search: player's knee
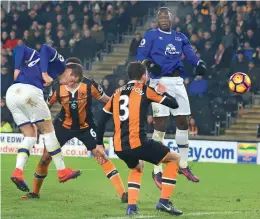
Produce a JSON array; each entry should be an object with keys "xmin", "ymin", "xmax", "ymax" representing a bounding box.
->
[
  {"xmin": 175, "ymin": 116, "xmax": 188, "ymax": 130},
  {"xmin": 164, "ymin": 151, "xmax": 181, "ymax": 163},
  {"xmin": 153, "ymin": 117, "xmax": 168, "ymax": 132},
  {"xmin": 37, "ymin": 120, "xmax": 54, "ymax": 134},
  {"xmin": 20, "ymin": 136, "xmax": 37, "ymax": 151},
  {"xmin": 20, "ymin": 124, "xmax": 37, "ymax": 137},
  {"xmin": 43, "ymin": 131, "xmax": 60, "ymax": 151}
]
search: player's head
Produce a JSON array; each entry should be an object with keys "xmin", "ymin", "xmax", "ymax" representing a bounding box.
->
[
  {"xmin": 127, "ymin": 62, "xmax": 149, "ymax": 83},
  {"xmin": 60, "ymin": 57, "xmax": 83, "ymax": 85},
  {"xmin": 157, "ymin": 7, "xmax": 173, "ymax": 31}
]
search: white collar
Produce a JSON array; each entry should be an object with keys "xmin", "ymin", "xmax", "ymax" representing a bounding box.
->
[
  {"xmin": 65, "ymin": 82, "xmax": 82, "ymax": 98},
  {"xmin": 158, "ymin": 28, "xmax": 172, "ymax": 34}
]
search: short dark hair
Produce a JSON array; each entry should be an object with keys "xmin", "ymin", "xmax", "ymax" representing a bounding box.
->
[
  {"xmin": 66, "ymin": 57, "xmax": 83, "ymax": 81},
  {"xmin": 127, "ymin": 62, "xmax": 146, "ymax": 80}
]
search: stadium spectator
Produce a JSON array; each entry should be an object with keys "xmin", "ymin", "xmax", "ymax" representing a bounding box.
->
[
  {"xmin": 0, "ymin": 120, "xmax": 13, "ymax": 133},
  {"xmin": 189, "ymin": 117, "xmax": 198, "ymax": 136},
  {"xmin": 90, "ymin": 24, "xmax": 105, "ymax": 52},
  {"xmin": 1, "ymin": 58, "xmax": 13, "ymax": 96},
  {"xmin": 188, "ymin": 76, "xmax": 208, "ymax": 96},
  {"xmin": 230, "ymin": 50, "xmax": 249, "ymax": 75},
  {"xmin": 202, "ymin": 41, "xmax": 215, "ymax": 68},
  {"xmin": 3, "ymin": 31, "xmax": 19, "ymax": 50},
  {"xmin": 117, "ymin": 78, "xmax": 126, "ymax": 88},
  {"xmin": 235, "ymin": 25, "xmax": 246, "ymax": 47},
  {"xmin": 58, "ymin": 39, "xmax": 71, "ymax": 59},
  {"xmin": 22, "ymin": 30, "xmax": 33, "ymax": 47},
  {"xmin": 214, "ymin": 43, "xmax": 233, "ymax": 70},
  {"xmin": 101, "ymin": 79, "xmax": 114, "ymax": 97},
  {"xmin": 221, "ymin": 25, "xmax": 235, "ymax": 49},
  {"xmin": 247, "ymin": 61, "xmax": 260, "ymax": 94},
  {"xmin": 1, "ymin": 97, "xmax": 13, "ymax": 124},
  {"xmin": 79, "ymin": 29, "xmax": 97, "ymax": 63},
  {"xmin": 246, "ymin": 29, "xmax": 258, "ymax": 48},
  {"xmin": 128, "ymin": 33, "xmax": 141, "ymax": 61},
  {"xmin": 1, "ymin": 31, "xmax": 9, "ymax": 44}
]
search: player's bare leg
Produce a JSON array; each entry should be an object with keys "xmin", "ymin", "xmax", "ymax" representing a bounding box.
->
[
  {"xmin": 175, "ymin": 115, "xmax": 199, "ymax": 182},
  {"xmin": 93, "ymin": 148, "xmax": 127, "ymax": 203},
  {"xmin": 156, "ymin": 150, "xmax": 182, "ymax": 216},
  {"xmin": 126, "ymin": 161, "xmax": 144, "ymax": 215},
  {"xmin": 152, "ymin": 116, "xmax": 168, "ymax": 189},
  {"xmin": 11, "ymin": 124, "xmax": 37, "ymax": 192},
  {"xmin": 36, "ymin": 120, "xmax": 81, "ymax": 183},
  {"xmin": 21, "ymin": 147, "xmax": 51, "ymax": 199}
]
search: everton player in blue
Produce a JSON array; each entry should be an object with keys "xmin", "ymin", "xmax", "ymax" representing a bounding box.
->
[
  {"xmin": 6, "ymin": 44, "xmax": 81, "ymax": 192},
  {"xmin": 137, "ymin": 7, "xmax": 207, "ymax": 188}
]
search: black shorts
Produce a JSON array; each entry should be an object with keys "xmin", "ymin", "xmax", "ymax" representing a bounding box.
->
[
  {"xmin": 54, "ymin": 120, "xmax": 97, "ymax": 151},
  {"xmin": 115, "ymin": 139, "xmax": 170, "ymax": 169}
]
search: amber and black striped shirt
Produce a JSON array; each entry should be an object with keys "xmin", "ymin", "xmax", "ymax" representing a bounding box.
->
[
  {"xmin": 103, "ymin": 80, "xmax": 169, "ymax": 151},
  {"xmin": 48, "ymin": 77, "xmax": 104, "ymax": 130}
]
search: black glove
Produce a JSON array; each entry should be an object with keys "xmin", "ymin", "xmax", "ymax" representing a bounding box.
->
[
  {"xmin": 141, "ymin": 59, "xmax": 162, "ymax": 77},
  {"xmin": 195, "ymin": 60, "xmax": 207, "ymax": 76}
]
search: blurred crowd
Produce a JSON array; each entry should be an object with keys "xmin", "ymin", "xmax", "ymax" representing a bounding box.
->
[{"xmin": 1, "ymin": 1, "xmax": 260, "ymax": 137}]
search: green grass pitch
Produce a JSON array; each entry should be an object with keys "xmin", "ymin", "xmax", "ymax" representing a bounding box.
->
[{"xmin": 1, "ymin": 154, "xmax": 260, "ymax": 219}]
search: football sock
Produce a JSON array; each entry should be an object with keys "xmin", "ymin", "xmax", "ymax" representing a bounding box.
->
[
  {"xmin": 160, "ymin": 161, "xmax": 178, "ymax": 201},
  {"xmin": 16, "ymin": 137, "xmax": 37, "ymax": 170},
  {"xmin": 128, "ymin": 169, "xmax": 143, "ymax": 205},
  {"xmin": 176, "ymin": 129, "xmax": 189, "ymax": 168},
  {"xmin": 152, "ymin": 130, "xmax": 165, "ymax": 174},
  {"xmin": 33, "ymin": 163, "xmax": 49, "ymax": 194},
  {"xmin": 43, "ymin": 131, "xmax": 65, "ymax": 170},
  {"xmin": 102, "ymin": 160, "xmax": 125, "ymax": 198}
]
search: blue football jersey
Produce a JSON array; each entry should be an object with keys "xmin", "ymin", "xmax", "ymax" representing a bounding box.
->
[
  {"xmin": 137, "ymin": 28, "xmax": 200, "ymax": 79},
  {"xmin": 14, "ymin": 44, "xmax": 65, "ymax": 91}
]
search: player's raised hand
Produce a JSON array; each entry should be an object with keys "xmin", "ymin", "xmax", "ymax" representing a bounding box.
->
[{"xmin": 42, "ymin": 72, "xmax": 53, "ymax": 86}]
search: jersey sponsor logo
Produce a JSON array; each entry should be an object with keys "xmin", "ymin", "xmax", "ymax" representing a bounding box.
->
[
  {"xmin": 70, "ymin": 102, "xmax": 77, "ymax": 109},
  {"xmin": 175, "ymin": 37, "xmax": 182, "ymax": 41},
  {"xmin": 139, "ymin": 39, "xmax": 146, "ymax": 47},
  {"xmin": 165, "ymin": 44, "xmax": 180, "ymax": 55}
]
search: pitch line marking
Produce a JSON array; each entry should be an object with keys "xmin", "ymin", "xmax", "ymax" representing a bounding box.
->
[{"xmin": 97, "ymin": 210, "xmax": 259, "ymax": 219}]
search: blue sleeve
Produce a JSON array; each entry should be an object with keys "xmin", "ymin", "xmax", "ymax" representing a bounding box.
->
[
  {"xmin": 40, "ymin": 44, "xmax": 58, "ymax": 72},
  {"xmin": 14, "ymin": 45, "xmax": 35, "ymax": 70},
  {"xmin": 137, "ymin": 31, "xmax": 153, "ymax": 61},
  {"xmin": 182, "ymin": 34, "xmax": 200, "ymax": 66}
]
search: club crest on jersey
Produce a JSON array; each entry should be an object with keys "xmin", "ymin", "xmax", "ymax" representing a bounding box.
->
[{"xmin": 165, "ymin": 44, "xmax": 180, "ymax": 55}]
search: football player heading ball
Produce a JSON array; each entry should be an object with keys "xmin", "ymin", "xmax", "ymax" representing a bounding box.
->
[{"xmin": 137, "ymin": 7, "xmax": 207, "ymax": 187}]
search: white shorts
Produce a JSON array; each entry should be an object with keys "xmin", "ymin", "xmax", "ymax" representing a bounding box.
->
[
  {"xmin": 6, "ymin": 83, "xmax": 51, "ymax": 127},
  {"xmin": 149, "ymin": 77, "xmax": 191, "ymax": 117}
]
